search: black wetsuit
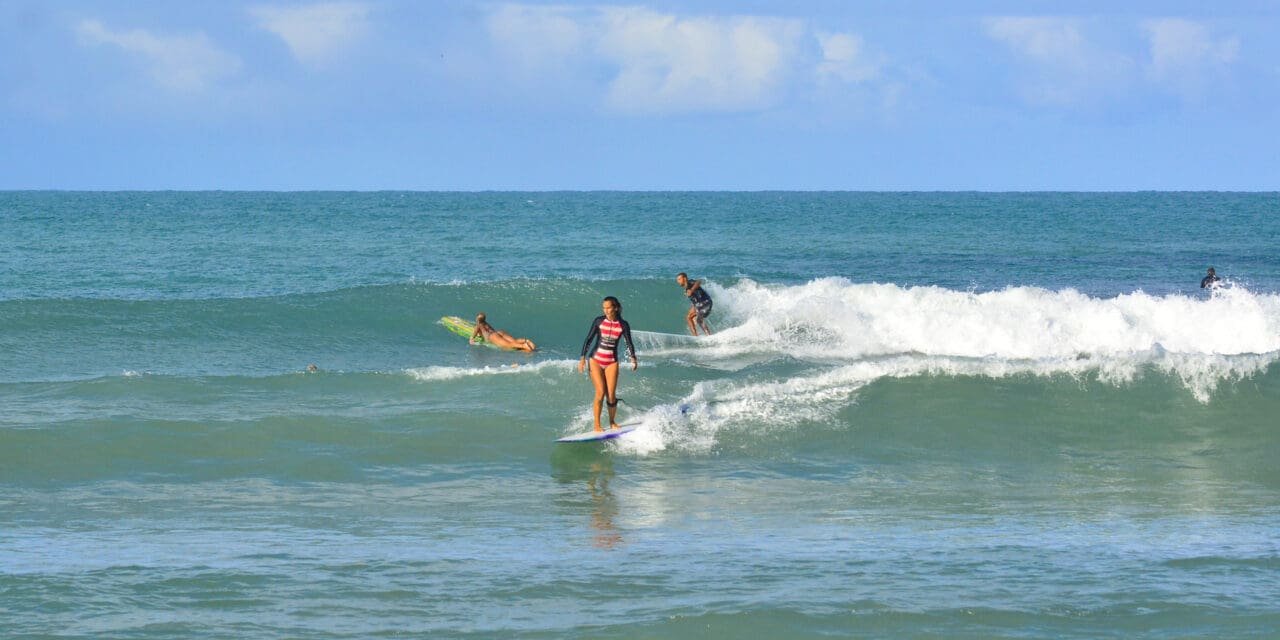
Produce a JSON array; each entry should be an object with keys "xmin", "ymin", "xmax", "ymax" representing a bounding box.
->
[
  {"xmin": 1201, "ymin": 274, "xmax": 1219, "ymax": 288},
  {"xmin": 686, "ymin": 281, "xmax": 713, "ymax": 319}
]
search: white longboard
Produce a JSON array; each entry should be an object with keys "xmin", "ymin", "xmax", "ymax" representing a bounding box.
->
[{"xmin": 555, "ymin": 424, "xmax": 639, "ymax": 443}]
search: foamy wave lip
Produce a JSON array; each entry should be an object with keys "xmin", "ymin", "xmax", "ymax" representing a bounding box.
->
[
  {"xmin": 612, "ymin": 280, "xmax": 1280, "ymax": 455},
  {"xmin": 405, "ymin": 359, "xmax": 574, "ymax": 382},
  {"xmin": 663, "ymin": 278, "xmax": 1280, "ymax": 390},
  {"xmin": 615, "ymin": 282, "xmax": 1280, "ymax": 455},
  {"xmin": 710, "ymin": 278, "xmax": 1280, "ymax": 359}
]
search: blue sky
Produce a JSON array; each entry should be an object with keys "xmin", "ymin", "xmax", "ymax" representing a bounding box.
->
[{"xmin": 2, "ymin": 1, "xmax": 1277, "ymax": 190}]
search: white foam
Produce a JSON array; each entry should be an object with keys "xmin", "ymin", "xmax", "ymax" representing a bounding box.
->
[
  {"xmin": 405, "ymin": 359, "xmax": 574, "ymax": 382},
  {"xmin": 657, "ymin": 278, "xmax": 1280, "ymax": 384},
  {"xmin": 614, "ymin": 280, "xmax": 1280, "ymax": 454},
  {"xmin": 704, "ymin": 278, "xmax": 1280, "ymax": 359},
  {"xmin": 615, "ymin": 349, "xmax": 1279, "ymax": 455}
]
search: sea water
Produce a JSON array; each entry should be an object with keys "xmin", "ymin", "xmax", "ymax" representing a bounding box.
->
[{"xmin": 2, "ymin": 191, "xmax": 1278, "ymax": 638}]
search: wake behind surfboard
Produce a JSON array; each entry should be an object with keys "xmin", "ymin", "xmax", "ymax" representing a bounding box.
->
[{"xmin": 439, "ymin": 316, "xmax": 520, "ymax": 351}]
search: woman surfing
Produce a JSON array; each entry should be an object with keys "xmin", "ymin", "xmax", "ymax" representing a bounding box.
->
[{"xmin": 578, "ymin": 296, "xmax": 638, "ymax": 432}]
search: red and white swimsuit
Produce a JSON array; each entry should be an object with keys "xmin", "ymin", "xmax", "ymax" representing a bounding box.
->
[
  {"xmin": 581, "ymin": 315, "xmax": 635, "ymax": 368},
  {"xmin": 593, "ymin": 319, "xmax": 623, "ymax": 366}
]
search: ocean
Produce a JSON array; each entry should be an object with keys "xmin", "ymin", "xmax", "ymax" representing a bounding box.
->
[{"xmin": 2, "ymin": 191, "xmax": 1278, "ymax": 638}]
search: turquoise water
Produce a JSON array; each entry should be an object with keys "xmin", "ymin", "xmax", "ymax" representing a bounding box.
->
[{"xmin": 3, "ymin": 192, "xmax": 1279, "ymax": 638}]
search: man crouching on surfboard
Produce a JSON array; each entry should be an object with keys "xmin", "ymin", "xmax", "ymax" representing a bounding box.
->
[
  {"xmin": 578, "ymin": 296, "xmax": 638, "ymax": 432},
  {"xmin": 470, "ymin": 313, "xmax": 536, "ymax": 352},
  {"xmin": 677, "ymin": 272, "xmax": 713, "ymax": 336}
]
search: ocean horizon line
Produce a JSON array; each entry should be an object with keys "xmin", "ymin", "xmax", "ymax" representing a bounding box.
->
[{"xmin": 4, "ymin": 188, "xmax": 1279, "ymax": 194}]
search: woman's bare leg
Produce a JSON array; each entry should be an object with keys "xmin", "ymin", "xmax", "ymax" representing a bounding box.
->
[
  {"xmin": 493, "ymin": 331, "xmax": 535, "ymax": 352},
  {"xmin": 588, "ymin": 360, "xmax": 607, "ymax": 432},
  {"xmin": 604, "ymin": 363, "xmax": 620, "ymax": 428}
]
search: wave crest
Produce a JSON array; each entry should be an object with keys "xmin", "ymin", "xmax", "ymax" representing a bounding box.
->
[
  {"xmin": 617, "ymin": 280, "xmax": 1280, "ymax": 452},
  {"xmin": 707, "ymin": 278, "xmax": 1280, "ymax": 360}
]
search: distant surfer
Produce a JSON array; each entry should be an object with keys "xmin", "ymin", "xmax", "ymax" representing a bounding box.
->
[
  {"xmin": 676, "ymin": 272, "xmax": 713, "ymax": 336},
  {"xmin": 1200, "ymin": 267, "xmax": 1220, "ymax": 289},
  {"xmin": 578, "ymin": 296, "xmax": 638, "ymax": 432},
  {"xmin": 470, "ymin": 313, "xmax": 536, "ymax": 352}
]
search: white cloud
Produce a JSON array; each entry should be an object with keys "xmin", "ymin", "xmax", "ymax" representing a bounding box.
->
[
  {"xmin": 486, "ymin": 4, "xmax": 586, "ymax": 74},
  {"xmin": 75, "ymin": 19, "xmax": 241, "ymax": 92},
  {"xmin": 983, "ymin": 16, "xmax": 1134, "ymax": 108},
  {"xmin": 595, "ymin": 7, "xmax": 804, "ymax": 113},
  {"xmin": 985, "ymin": 17, "xmax": 1087, "ymax": 67},
  {"xmin": 816, "ymin": 32, "xmax": 882, "ymax": 85},
  {"xmin": 483, "ymin": 4, "xmax": 879, "ymax": 115},
  {"xmin": 251, "ymin": 2, "xmax": 371, "ymax": 66},
  {"xmin": 1142, "ymin": 18, "xmax": 1239, "ymax": 97}
]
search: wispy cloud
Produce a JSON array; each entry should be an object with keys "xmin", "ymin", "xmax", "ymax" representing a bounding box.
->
[
  {"xmin": 983, "ymin": 16, "xmax": 1134, "ymax": 108},
  {"xmin": 985, "ymin": 17, "xmax": 1088, "ymax": 67},
  {"xmin": 250, "ymin": 2, "xmax": 371, "ymax": 66},
  {"xmin": 1142, "ymin": 18, "xmax": 1239, "ymax": 98},
  {"xmin": 486, "ymin": 4, "xmax": 587, "ymax": 76},
  {"xmin": 595, "ymin": 7, "xmax": 805, "ymax": 113},
  {"xmin": 816, "ymin": 32, "xmax": 883, "ymax": 85},
  {"xmin": 483, "ymin": 4, "xmax": 884, "ymax": 115},
  {"xmin": 74, "ymin": 19, "xmax": 241, "ymax": 92}
]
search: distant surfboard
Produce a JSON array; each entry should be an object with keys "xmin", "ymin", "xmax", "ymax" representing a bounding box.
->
[
  {"xmin": 439, "ymin": 316, "xmax": 520, "ymax": 351},
  {"xmin": 556, "ymin": 424, "xmax": 639, "ymax": 443}
]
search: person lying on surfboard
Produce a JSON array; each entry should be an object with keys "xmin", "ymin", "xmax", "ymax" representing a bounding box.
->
[
  {"xmin": 469, "ymin": 313, "xmax": 536, "ymax": 352},
  {"xmin": 578, "ymin": 296, "xmax": 638, "ymax": 432}
]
